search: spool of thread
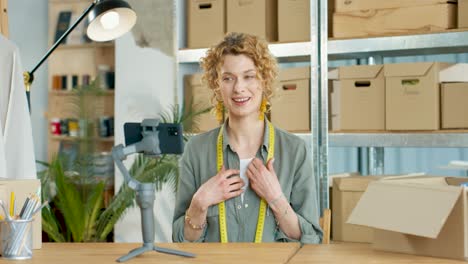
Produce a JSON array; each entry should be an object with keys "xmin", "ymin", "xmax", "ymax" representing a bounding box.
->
[
  {"xmin": 52, "ymin": 75, "xmax": 61, "ymax": 91},
  {"xmin": 50, "ymin": 118, "xmax": 61, "ymax": 135},
  {"xmin": 61, "ymin": 75, "xmax": 68, "ymax": 90},
  {"xmin": 68, "ymin": 119, "xmax": 79, "ymax": 137},
  {"xmin": 71, "ymin": 75, "xmax": 79, "ymax": 89}
]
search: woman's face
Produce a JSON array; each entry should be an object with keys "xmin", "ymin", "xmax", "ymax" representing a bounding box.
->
[{"xmin": 219, "ymin": 54, "xmax": 263, "ymax": 120}]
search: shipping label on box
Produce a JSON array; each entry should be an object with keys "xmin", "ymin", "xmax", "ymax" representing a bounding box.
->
[
  {"xmin": 334, "ymin": 0, "xmax": 451, "ymax": 13},
  {"xmin": 271, "ymin": 67, "xmax": 310, "ymax": 132},
  {"xmin": 348, "ymin": 175, "xmax": 468, "ymax": 260},
  {"xmin": 332, "ymin": 65, "xmax": 385, "ymax": 131},
  {"xmin": 187, "ymin": 0, "xmax": 225, "ymax": 48},
  {"xmin": 0, "ymin": 179, "xmax": 41, "ymax": 250},
  {"xmin": 184, "ymin": 74, "xmax": 220, "ymax": 132},
  {"xmin": 333, "ymin": 4, "xmax": 456, "ymax": 38},
  {"xmin": 227, "ymin": 0, "xmax": 277, "ymax": 41},
  {"xmin": 278, "ymin": 0, "xmax": 310, "ymax": 42},
  {"xmin": 385, "ymin": 62, "xmax": 452, "ymax": 130},
  {"xmin": 441, "ymin": 83, "xmax": 468, "ymax": 129}
]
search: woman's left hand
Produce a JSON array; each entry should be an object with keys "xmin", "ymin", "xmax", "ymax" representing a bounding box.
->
[{"xmin": 246, "ymin": 158, "xmax": 282, "ymax": 203}]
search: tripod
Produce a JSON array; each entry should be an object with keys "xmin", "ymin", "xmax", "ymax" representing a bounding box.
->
[{"xmin": 116, "ymin": 183, "xmax": 195, "ymax": 262}]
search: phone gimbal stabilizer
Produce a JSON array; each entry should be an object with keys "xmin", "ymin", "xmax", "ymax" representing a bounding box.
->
[{"xmin": 112, "ymin": 119, "xmax": 194, "ymax": 262}]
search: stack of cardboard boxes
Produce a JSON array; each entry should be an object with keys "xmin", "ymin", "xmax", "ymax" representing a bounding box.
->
[
  {"xmin": 332, "ymin": 0, "xmax": 458, "ymax": 38},
  {"xmin": 330, "ymin": 62, "xmax": 468, "ymax": 131},
  {"xmin": 187, "ymin": 0, "xmax": 468, "ymax": 48},
  {"xmin": 186, "ymin": 0, "xmax": 315, "ymax": 48}
]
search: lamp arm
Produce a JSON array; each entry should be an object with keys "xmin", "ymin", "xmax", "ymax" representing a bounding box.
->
[
  {"xmin": 24, "ymin": 0, "xmax": 98, "ymax": 87},
  {"xmin": 112, "ymin": 141, "xmax": 149, "ymax": 191}
]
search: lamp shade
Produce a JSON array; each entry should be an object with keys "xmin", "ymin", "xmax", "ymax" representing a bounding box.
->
[{"xmin": 86, "ymin": 0, "xmax": 136, "ymax": 42}]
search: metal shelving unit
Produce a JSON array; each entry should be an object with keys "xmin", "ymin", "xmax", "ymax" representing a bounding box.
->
[
  {"xmin": 295, "ymin": 132, "xmax": 468, "ymax": 148},
  {"xmin": 179, "ymin": 30, "xmax": 468, "ymax": 63},
  {"xmin": 179, "ymin": 42, "xmax": 313, "ymax": 63},
  {"xmin": 176, "ymin": 0, "xmax": 468, "ymax": 215},
  {"xmin": 329, "ymin": 30, "xmax": 468, "ymax": 60}
]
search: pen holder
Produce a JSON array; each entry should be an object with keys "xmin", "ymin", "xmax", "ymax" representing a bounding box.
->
[{"xmin": 0, "ymin": 219, "xmax": 33, "ymax": 260}]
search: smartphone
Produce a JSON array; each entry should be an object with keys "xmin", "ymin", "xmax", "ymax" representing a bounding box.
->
[{"xmin": 123, "ymin": 122, "xmax": 184, "ymax": 154}]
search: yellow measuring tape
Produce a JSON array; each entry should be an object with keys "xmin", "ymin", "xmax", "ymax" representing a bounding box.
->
[{"xmin": 217, "ymin": 121, "xmax": 275, "ymax": 243}]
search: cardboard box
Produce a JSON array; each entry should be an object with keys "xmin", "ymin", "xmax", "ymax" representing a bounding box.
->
[
  {"xmin": 227, "ymin": 0, "xmax": 277, "ymax": 42},
  {"xmin": 332, "ymin": 176, "xmax": 378, "ymax": 243},
  {"xmin": 348, "ymin": 175, "xmax": 468, "ymax": 260},
  {"xmin": 459, "ymin": 0, "xmax": 468, "ymax": 28},
  {"xmin": 385, "ymin": 62, "xmax": 451, "ymax": 130},
  {"xmin": 187, "ymin": 0, "xmax": 225, "ymax": 48},
  {"xmin": 328, "ymin": 172, "xmax": 359, "ymax": 240},
  {"xmin": 441, "ymin": 83, "xmax": 468, "ymax": 129},
  {"xmin": 271, "ymin": 67, "xmax": 310, "ymax": 132},
  {"xmin": 329, "ymin": 0, "xmax": 334, "ymax": 37},
  {"xmin": 333, "ymin": 4, "xmax": 456, "ymax": 38},
  {"xmin": 328, "ymin": 69, "xmax": 339, "ymax": 131},
  {"xmin": 439, "ymin": 63, "xmax": 468, "ymax": 83},
  {"xmin": 331, "ymin": 65, "xmax": 385, "ymax": 131},
  {"xmin": 184, "ymin": 74, "xmax": 220, "ymax": 132},
  {"xmin": 334, "ymin": 0, "xmax": 451, "ymax": 13},
  {"xmin": 278, "ymin": 0, "xmax": 309, "ymax": 42},
  {"xmin": 0, "ymin": 179, "xmax": 41, "ymax": 250}
]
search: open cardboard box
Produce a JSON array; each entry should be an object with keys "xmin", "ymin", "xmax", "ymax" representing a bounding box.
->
[{"xmin": 348, "ymin": 175, "xmax": 468, "ymax": 260}]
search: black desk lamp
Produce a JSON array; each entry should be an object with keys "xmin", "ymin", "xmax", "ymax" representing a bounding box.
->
[{"xmin": 23, "ymin": 0, "xmax": 137, "ymax": 110}]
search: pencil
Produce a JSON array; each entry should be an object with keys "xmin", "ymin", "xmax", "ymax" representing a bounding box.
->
[
  {"xmin": 9, "ymin": 192, "xmax": 15, "ymax": 217},
  {"xmin": 19, "ymin": 197, "xmax": 30, "ymax": 218}
]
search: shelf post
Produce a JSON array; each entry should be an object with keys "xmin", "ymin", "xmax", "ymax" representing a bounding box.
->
[{"xmin": 310, "ymin": 0, "xmax": 330, "ymax": 215}]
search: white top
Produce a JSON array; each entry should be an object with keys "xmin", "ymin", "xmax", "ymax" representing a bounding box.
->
[
  {"xmin": 239, "ymin": 158, "xmax": 254, "ymax": 203},
  {"xmin": 0, "ymin": 35, "xmax": 37, "ymax": 179}
]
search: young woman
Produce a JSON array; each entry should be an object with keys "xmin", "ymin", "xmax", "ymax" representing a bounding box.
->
[{"xmin": 172, "ymin": 32, "xmax": 322, "ymax": 243}]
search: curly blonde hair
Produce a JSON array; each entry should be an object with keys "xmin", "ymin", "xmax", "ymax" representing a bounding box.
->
[{"xmin": 200, "ymin": 32, "xmax": 278, "ymax": 111}]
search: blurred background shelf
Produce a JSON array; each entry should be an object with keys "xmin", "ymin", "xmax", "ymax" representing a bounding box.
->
[
  {"xmin": 50, "ymin": 135, "xmax": 114, "ymax": 142},
  {"xmin": 56, "ymin": 42, "xmax": 114, "ymax": 50},
  {"xmin": 49, "ymin": 90, "xmax": 115, "ymax": 95}
]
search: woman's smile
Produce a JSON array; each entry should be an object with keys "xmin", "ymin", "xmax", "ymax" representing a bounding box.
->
[{"xmin": 232, "ymin": 97, "xmax": 251, "ymax": 106}]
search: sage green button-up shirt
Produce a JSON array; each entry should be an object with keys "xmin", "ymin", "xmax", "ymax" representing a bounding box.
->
[{"xmin": 172, "ymin": 120, "xmax": 323, "ymax": 244}]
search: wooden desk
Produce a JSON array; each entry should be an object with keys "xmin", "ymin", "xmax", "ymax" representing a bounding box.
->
[
  {"xmin": 10, "ymin": 243, "xmax": 300, "ymax": 264},
  {"xmin": 289, "ymin": 243, "xmax": 467, "ymax": 264}
]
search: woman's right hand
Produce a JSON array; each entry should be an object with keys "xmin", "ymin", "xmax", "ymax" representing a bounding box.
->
[{"xmin": 192, "ymin": 166, "xmax": 244, "ymax": 211}]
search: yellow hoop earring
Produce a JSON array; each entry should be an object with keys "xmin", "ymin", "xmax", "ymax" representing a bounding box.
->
[
  {"xmin": 259, "ymin": 98, "xmax": 267, "ymax": 121},
  {"xmin": 216, "ymin": 101, "xmax": 224, "ymax": 123}
]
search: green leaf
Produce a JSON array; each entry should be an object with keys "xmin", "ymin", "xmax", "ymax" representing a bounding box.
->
[
  {"xmin": 95, "ymin": 184, "xmax": 135, "ymax": 241},
  {"xmin": 83, "ymin": 181, "xmax": 105, "ymax": 241},
  {"xmin": 41, "ymin": 206, "xmax": 66, "ymax": 242},
  {"xmin": 51, "ymin": 159, "xmax": 85, "ymax": 242}
]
